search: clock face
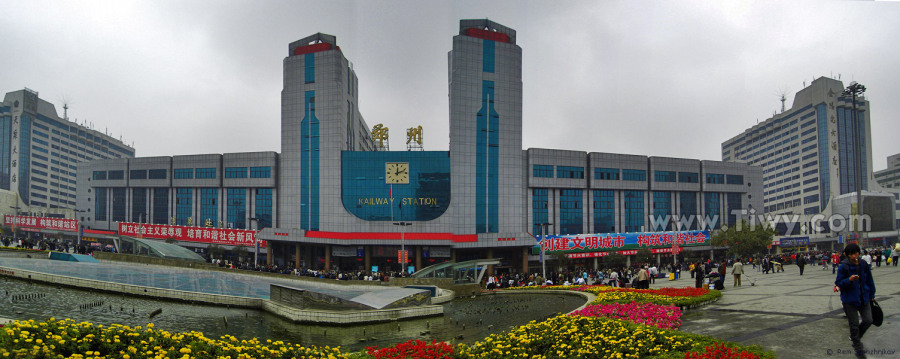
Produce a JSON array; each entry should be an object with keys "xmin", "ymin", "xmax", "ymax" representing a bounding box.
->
[{"xmin": 385, "ymin": 162, "xmax": 409, "ymax": 184}]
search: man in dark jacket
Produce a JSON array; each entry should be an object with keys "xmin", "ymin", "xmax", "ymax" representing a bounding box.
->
[
  {"xmin": 835, "ymin": 243, "xmax": 876, "ymax": 358},
  {"xmin": 797, "ymin": 254, "xmax": 806, "ymax": 275}
]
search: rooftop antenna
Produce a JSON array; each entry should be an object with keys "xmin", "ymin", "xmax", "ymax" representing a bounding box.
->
[
  {"xmin": 58, "ymin": 95, "xmax": 72, "ymax": 121},
  {"xmin": 776, "ymin": 88, "xmax": 789, "ymax": 113}
]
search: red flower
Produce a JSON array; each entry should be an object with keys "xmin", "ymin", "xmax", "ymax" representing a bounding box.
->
[{"xmin": 366, "ymin": 339, "xmax": 454, "ymax": 359}]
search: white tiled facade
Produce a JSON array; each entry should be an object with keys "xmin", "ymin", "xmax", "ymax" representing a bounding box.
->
[
  {"xmin": 722, "ymin": 77, "xmax": 876, "ymax": 216},
  {"xmin": 1, "ymin": 89, "xmax": 134, "ymax": 210}
]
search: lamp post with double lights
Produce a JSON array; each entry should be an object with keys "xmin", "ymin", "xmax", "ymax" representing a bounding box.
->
[
  {"xmin": 842, "ymin": 82, "xmax": 867, "ymax": 248},
  {"xmin": 393, "ymin": 221, "xmax": 412, "ymax": 275},
  {"xmin": 539, "ymin": 222, "xmax": 553, "ymax": 280},
  {"xmin": 249, "ymin": 217, "xmax": 260, "ymax": 267}
]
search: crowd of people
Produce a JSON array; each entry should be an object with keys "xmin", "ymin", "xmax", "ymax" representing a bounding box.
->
[{"xmin": 0, "ymin": 236, "xmax": 108, "ymax": 255}]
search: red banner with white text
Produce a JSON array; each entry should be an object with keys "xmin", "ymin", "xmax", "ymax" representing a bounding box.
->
[
  {"xmin": 4, "ymin": 215, "xmax": 78, "ymax": 231},
  {"xmin": 118, "ymin": 222, "xmax": 264, "ymax": 248}
]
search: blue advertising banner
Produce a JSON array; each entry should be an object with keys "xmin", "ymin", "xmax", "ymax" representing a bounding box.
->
[
  {"xmin": 780, "ymin": 237, "xmax": 810, "ymax": 247},
  {"xmin": 540, "ymin": 230, "xmax": 710, "ymax": 254}
]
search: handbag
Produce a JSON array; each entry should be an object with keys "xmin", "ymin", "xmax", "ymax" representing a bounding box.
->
[{"xmin": 872, "ymin": 299, "xmax": 883, "ymax": 327}]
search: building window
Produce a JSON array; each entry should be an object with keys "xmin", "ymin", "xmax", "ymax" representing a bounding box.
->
[
  {"xmin": 725, "ymin": 174, "xmax": 744, "ymax": 185},
  {"xmin": 250, "ymin": 166, "xmax": 272, "ymax": 178},
  {"xmin": 132, "ymin": 188, "xmax": 147, "ymax": 222},
  {"xmin": 679, "ymin": 192, "xmax": 697, "ymax": 230},
  {"xmin": 654, "ymin": 171, "xmax": 676, "ymax": 183},
  {"xmin": 173, "ymin": 169, "xmax": 193, "ymax": 179},
  {"xmin": 227, "ymin": 188, "xmax": 246, "ymax": 229},
  {"xmin": 706, "ymin": 173, "xmax": 725, "ymax": 184},
  {"xmin": 726, "ymin": 192, "xmax": 742, "ymax": 227},
  {"xmin": 678, "ymin": 172, "xmax": 699, "ymax": 183},
  {"xmin": 593, "ymin": 190, "xmax": 615, "ymax": 233},
  {"xmin": 624, "ymin": 190, "xmax": 644, "ymax": 232},
  {"xmin": 111, "ymin": 188, "xmax": 126, "ymax": 222},
  {"xmin": 130, "ymin": 170, "xmax": 147, "ymax": 180},
  {"xmin": 704, "ymin": 192, "xmax": 721, "ymax": 230},
  {"xmin": 152, "ymin": 188, "xmax": 169, "ymax": 225},
  {"xmin": 304, "ymin": 53, "xmax": 315, "ymax": 84},
  {"xmin": 560, "ymin": 189, "xmax": 583, "ymax": 235},
  {"xmin": 108, "ymin": 170, "xmax": 124, "ymax": 180},
  {"xmin": 622, "ymin": 169, "xmax": 646, "ymax": 181},
  {"xmin": 92, "ymin": 171, "xmax": 107, "ymax": 180},
  {"xmin": 594, "ymin": 168, "xmax": 619, "ymax": 181},
  {"xmin": 532, "ymin": 188, "xmax": 549, "ymax": 236},
  {"xmin": 533, "ymin": 165, "xmax": 553, "ymax": 178},
  {"xmin": 200, "ymin": 188, "xmax": 218, "ymax": 226},
  {"xmin": 195, "ymin": 168, "xmax": 217, "ymax": 179},
  {"xmin": 175, "ymin": 188, "xmax": 193, "ymax": 226},
  {"xmin": 225, "ymin": 167, "xmax": 248, "ymax": 179},
  {"xmin": 255, "ymin": 188, "xmax": 273, "ymax": 229},
  {"xmin": 148, "ymin": 169, "xmax": 167, "ymax": 179},
  {"xmin": 652, "ymin": 191, "xmax": 671, "ymax": 231},
  {"xmin": 557, "ymin": 166, "xmax": 585, "ymax": 179},
  {"xmin": 95, "ymin": 187, "xmax": 107, "ymax": 221}
]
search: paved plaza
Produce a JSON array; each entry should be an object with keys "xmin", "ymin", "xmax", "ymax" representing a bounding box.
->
[{"xmin": 651, "ymin": 262, "xmax": 900, "ymax": 358}]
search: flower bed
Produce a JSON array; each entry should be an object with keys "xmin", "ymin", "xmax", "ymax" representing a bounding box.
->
[
  {"xmin": 0, "ymin": 318, "xmax": 347, "ymax": 359},
  {"xmin": 454, "ymin": 314, "xmax": 772, "ymax": 359},
  {"xmin": 367, "ymin": 339, "xmax": 454, "ymax": 359},
  {"xmin": 570, "ymin": 302, "xmax": 682, "ymax": 329}
]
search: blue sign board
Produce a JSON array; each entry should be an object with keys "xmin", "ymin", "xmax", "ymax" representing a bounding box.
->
[{"xmin": 781, "ymin": 237, "xmax": 810, "ymax": 247}]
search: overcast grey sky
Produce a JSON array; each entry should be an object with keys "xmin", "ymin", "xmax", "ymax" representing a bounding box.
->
[{"xmin": 2, "ymin": 1, "xmax": 898, "ymax": 170}]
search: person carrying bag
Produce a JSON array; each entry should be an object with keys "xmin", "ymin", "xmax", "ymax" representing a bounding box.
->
[{"xmin": 834, "ymin": 243, "xmax": 877, "ymax": 358}]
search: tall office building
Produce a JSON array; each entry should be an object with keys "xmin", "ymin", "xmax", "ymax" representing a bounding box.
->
[
  {"xmin": 448, "ymin": 19, "xmax": 525, "ymax": 237},
  {"xmin": 280, "ymin": 33, "xmax": 374, "ymax": 232},
  {"xmin": 1, "ymin": 88, "xmax": 134, "ymax": 210},
  {"xmin": 722, "ymin": 77, "xmax": 873, "ymax": 216}
]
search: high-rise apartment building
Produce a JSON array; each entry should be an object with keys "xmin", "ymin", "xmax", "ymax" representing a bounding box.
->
[
  {"xmin": 1, "ymin": 88, "xmax": 134, "ymax": 210},
  {"xmin": 722, "ymin": 77, "xmax": 873, "ymax": 216},
  {"xmin": 874, "ymin": 153, "xmax": 900, "ymax": 189}
]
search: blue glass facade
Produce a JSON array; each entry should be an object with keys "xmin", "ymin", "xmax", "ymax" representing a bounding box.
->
[
  {"xmin": 476, "ymin": 80, "xmax": 499, "ymax": 233},
  {"xmin": 175, "ymin": 188, "xmax": 193, "ymax": 226},
  {"xmin": 726, "ymin": 192, "xmax": 742, "ymax": 227},
  {"xmin": 200, "ymin": 188, "xmax": 218, "ymax": 226},
  {"xmin": 195, "ymin": 168, "xmax": 216, "ymax": 179},
  {"xmin": 704, "ymin": 192, "xmax": 720, "ymax": 229},
  {"xmin": 532, "ymin": 188, "xmax": 548, "ymax": 236},
  {"xmin": 341, "ymin": 151, "xmax": 451, "ymax": 222},
  {"xmin": 624, "ymin": 190, "xmax": 644, "ymax": 232},
  {"xmin": 837, "ymin": 105, "xmax": 867, "ymax": 194},
  {"xmin": 593, "ymin": 190, "xmax": 615, "ymax": 233},
  {"xmin": 654, "ymin": 171, "xmax": 676, "ymax": 183},
  {"xmin": 559, "ymin": 189, "xmax": 583, "ymax": 235},
  {"xmin": 255, "ymin": 188, "xmax": 273, "ymax": 229},
  {"xmin": 622, "ymin": 169, "xmax": 645, "ymax": 181},
  {"xmin": 482, "ymin": 39, "xmax": 495, "ymax": 73},
  {"xmin": 304, "ymin": 53, "xmax": 315, "ymax": 83},
  {"xmin": 152, "ymin": 188, "xmax": 169, "ymax": 224},
  {"xmin": 533, "ymin": 165, "xmax": 553, "ymax": 178},
  {"xmin": 95, "ymin": 187, "xmax": 107, "ymax": 221},
  {"xmin": 679, "ymin": 192, "xmax": 697, "ymax": 230},
  {"xmin": 227, "ymin": 188, "xmax": 246, "ymax": 229},
  {"xmin": 816, "ymin": 104, "xmax": 830, "ymax": 211},
  {"xmin": 225, "ymin": 167, "xmax": 247, "ymax": 178},
  {"xmin": 300, "ymin": 91, "xmax": 319, "ymax": 231},
  {"xmin": 112, "ymin": 188, "xmax": 127, "ymax": 222},
  {"xmin": 131, "ymin": 188, "xmax": 147, "ymax": 222},
  {"xmin": 174, "ymin": 169, "xmax": 193, "ymax": 179},
  {"xmin": 250, "ymin": 166, "xmax": 271, "ymax": 178},
  {"xmin": 557, "ymin": 166, "xmax": 584, "ymax": 179},
  {"xmin": 594, "ymin": 168, "xmax": 619, "ymax": 180},
  {"xmin": 652, "ymin": 191, "xmax": 671, "ymax": 231}
]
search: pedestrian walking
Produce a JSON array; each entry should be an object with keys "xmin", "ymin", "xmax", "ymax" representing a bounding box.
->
[
  {"xmin": 732, "ymin": 260, "xmax": 744, "ymax": 287},
  {"xmin": 835, "ymin": 243, "xmax": 876, "ymax": 359}
]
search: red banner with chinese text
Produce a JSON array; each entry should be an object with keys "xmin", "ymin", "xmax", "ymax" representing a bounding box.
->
[
  {"xmin": 118, "ymin": 222, "xmax": 264, "ymax": 248},
  {"xmin": 4, "ymin": 215, "xmax": 78, "ymax": 231}
]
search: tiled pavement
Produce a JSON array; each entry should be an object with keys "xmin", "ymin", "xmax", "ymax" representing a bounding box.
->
[{"xmin": 652, "ymin": 263, "xmax": 900, "ymax": 358}]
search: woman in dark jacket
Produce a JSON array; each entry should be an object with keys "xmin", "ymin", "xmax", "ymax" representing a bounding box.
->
[{"xmin": 835, "ymin": 243, "xmax": 876, "ymax": 355}]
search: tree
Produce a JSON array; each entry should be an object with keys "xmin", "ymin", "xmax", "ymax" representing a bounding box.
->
[
  {"xmin": 604, "ymin": 252, "xmax": 627, "ymax": 269},
  {"xmin": 711, "ymin": 219, "xmax": 775, "ymax": 259},
  {"xmin": 551, "ymin": 252, "xmax": 570, "ymax": 272},
  {"xmin": 635, "ymin": 248, "xmax": 653, "ymax": 265},
  {"xmin": 207, "ymin": 244, "xmax": 225, "ymax": 260},
  {"xmin": 232, "ymin": 245, "xmax": 249, "ymax": 263}
]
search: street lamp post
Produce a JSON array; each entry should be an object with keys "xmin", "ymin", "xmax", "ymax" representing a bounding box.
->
[
  {"xmin": 393, "ymin": 221, "xmax": 412, "ymax": 275},
  {"xmin": 539, "ymin": 222, "xmax": 552, "ymax": 280},
  {"xmin": 249, "ymin": 217, "xmax": 260, "ymax": 267},
  {"xmin": 842, "ymin": 82, "xmax": 866, "ymax": 248}
]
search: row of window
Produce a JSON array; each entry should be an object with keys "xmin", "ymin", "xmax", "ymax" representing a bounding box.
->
[
  {"xmin": 534, "ymin": 165, "xmax": 743, "ymax": 185},
  {"xmin": 93, "ymin": 167, "xmax": 273, "ymax": 181}
]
